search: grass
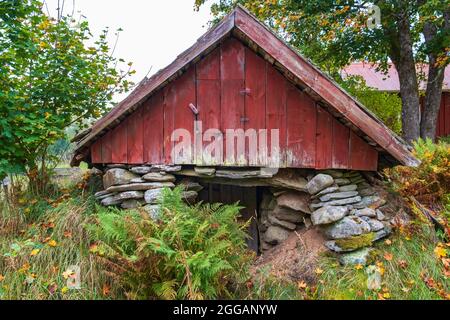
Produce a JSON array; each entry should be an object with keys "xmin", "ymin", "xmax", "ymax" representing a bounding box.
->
[{"xmin": 316, "ymin": 225, "xmax": 449, "ymax": 300}]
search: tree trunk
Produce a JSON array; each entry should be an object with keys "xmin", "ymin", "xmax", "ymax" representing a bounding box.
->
[
  {"xmin": 392, "ymin": 13, "xmax": 421, "ymax": 143},
  {"xmin": 420, "ymin": 10, "xmax": 449, "ymax": 140}
]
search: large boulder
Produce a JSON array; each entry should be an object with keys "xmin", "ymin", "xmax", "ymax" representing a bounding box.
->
[
  {"xmin": 311, "ymin": 206, "xmax": 349, "ymax": 225},
  {"xmin": 264, "ymin": 226, "xmax": 291, "ymax": 245},
  {"xmin": 323, "ymin": 216, "xmax": 371, "ymax": 239},
  {"xmin": 269, "ymin": 169, "xmax": 308, "ymax": 192},
  {"xmin": 276, "ymin": 191, "xmax": 311, "ymax": 213},
  {"xmin": 103, "ymin": 168, "xmax": 139, "ymax": 189},
  {"xmin": 306, "ymin": 174, "xmax": 334, "ymax": 195}
]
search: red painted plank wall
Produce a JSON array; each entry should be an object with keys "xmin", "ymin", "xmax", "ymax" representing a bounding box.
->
[
  {"xmin": 91, "ymin": 36, "xmax": 378, "ymax": 171},
  {"xmin": 436, "ymin": 92, "xmax": 450, "ymax": 138}
]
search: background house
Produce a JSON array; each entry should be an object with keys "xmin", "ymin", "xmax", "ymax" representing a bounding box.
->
[{"xmin": 344, "ymin": 63, "xmax": 450, "ymax": 138}]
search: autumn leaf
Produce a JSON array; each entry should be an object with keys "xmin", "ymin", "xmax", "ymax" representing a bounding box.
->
[
  {"xmin": 61, "ymin": 286, "xmax": 69, "ymax": 294},
  {"xmin": 62, "ymin": 269, "xmax": 75, "ymax": 279},
  {"xmin": 102, "ymin": 284, "xmax": 111, "ymax": 296},
  {"xmin": 63, "ymin": 231, "xmax": 72, "ymax": 239},
  {"xmin": 298, "ymin": 281, "xmax": 307, "ymax": 290},
  {"xmin": 434, "ymin": 244, "xmax": 447, "ymax": 258},
  {"xmin": 384, "ymin": 252, "xmax": 393, "ymax": 261},
  {"xmin": 0, "ymin": 274, "xmax": 4, "ymax": 282},
  {"xmin": 315, "ymin": 267, "xmax": 324, "ymax": 275},
  {"xmin": 47, "ymin": 240, "xmax": 57, "ymax": 247},
  {"xmin": 384, "ymin": 239, "xmax": 392, "ymax": 245},
  {"xmin": 398, "ymin": 260, "xmax": 408, "ymax": 269},
  {"xmin": 30, "ymin": 249, "xmax": 40, "ymax": 256},
  {"xmin": 355, "ymin": 264, "xmax": 364, "ymax": 270}
]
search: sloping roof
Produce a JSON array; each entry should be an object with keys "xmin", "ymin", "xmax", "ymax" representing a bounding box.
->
[
  {"xmin": 71, "ymin": 5, "xmax": 419, "ymax": 167},
  {"xmin": 343, "ymin": 63, "xmax": 450, "ymax": 92}
]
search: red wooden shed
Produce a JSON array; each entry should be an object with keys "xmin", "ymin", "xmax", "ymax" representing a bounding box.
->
[{"xmin": 71, "ymin": 5, "xmax": 418, "ymax": 171}]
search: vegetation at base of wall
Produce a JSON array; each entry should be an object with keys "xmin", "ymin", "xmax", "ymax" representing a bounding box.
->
[
  {"xmin": 385, "ymin": 138, "xmax": 450, "ymax": 236},
  {"xmin": 89, "ymin": 187, "xmax": 254, "ymax": 300},
  {"xmin": 316, "ymin": 225, "xmax": 449, "ymax": 300}
]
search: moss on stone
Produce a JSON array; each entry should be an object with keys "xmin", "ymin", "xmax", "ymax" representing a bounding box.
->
[{"xmin": 335, "ymin": 232, "xmax": 375, "ymax": 251}]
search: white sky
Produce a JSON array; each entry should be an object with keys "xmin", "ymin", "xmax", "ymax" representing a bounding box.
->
[{"xmin": 44, "ymin": 0, "xmax": 215, "ymax": 101}]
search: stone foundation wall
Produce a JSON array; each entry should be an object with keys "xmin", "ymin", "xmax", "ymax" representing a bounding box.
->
[
  {"xmin": 94, "ymin": 165, "xmax": 392, "ymax": 264},
  {"xmin": 258, "ymin": 170, "xmax": 392, "ymax": 263}
]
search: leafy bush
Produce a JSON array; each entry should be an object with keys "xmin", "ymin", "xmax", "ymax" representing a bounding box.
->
[{"xmin": 89, "ymin": 187, "xmax": 253, "ymax": 300}]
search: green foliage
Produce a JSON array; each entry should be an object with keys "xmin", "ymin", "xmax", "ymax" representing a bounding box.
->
[
  {"xmin": 196, "ymin": 0, "xmax": 449, "ymax": 73},
  {"xmin": 0, "ymin": 1, "xmax": 133, "ymax": 182},
  {"xmin": 316, "ymin": 225, "xmax": 449, "ymax": 300},
  {"xmin": 89, "ymin": 187, "xmax": 253, "ymax": 300},
  {"xmin": 341, "ymin": 76, "xmax": 402, "ymax": 134}
]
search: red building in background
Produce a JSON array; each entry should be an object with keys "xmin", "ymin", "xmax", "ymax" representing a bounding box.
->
[{"xmin": 343, "ymin": 63, "xmax": 450, "ymax": 138}]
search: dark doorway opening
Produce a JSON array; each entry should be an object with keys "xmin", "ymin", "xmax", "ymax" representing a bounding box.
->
[{"xmin": 198, "ymin": 184, "xmax": 260, "ymax": 252}]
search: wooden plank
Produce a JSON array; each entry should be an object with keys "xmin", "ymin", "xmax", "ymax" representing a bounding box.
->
[
  {"xmin": 444, "ymin": 93, "xmax": 450, "ymax": 136},
  {"xmin": 235, "ymin": 7, "xmax": 417, "ymax": 166},
  {"xmin": 244, "ymin": 47, "xmax": 266, "ymax": 166},
  {"xmin": 143, "ymin": 92, "xmax": 164, "ymax": 164},
  {"xmin": 315, "ymin": 107, "xmax": 333, "ymax": 169},
  {"xmin": 221, "ymin": 37, "xmax": 245, "ymax": 165},
  {"xmin": 349, "ymin": 131, "xmax": 378, "ymax": 170},
  {"xmin": 286, "ymin": 82, "xmax": 316, "ymax": 168},
  {"xmin": 332, "ymin": 118, "xmax": 350, "ymax": 169},
  {"xmin": 111, "ymin": 122, "xmax": 127, "ymax": 163},
  {"xmin": 101, "ymin": 131, "xmax": 113, "ymax": 163},
  {"xmin": 127, "ymin": 107, "xmax": 144, "ymax": 164},
  {"xmin": 172, "ymin": 67, "xmax": 196, "ymax": 164},
  {"xmin": 196, "ymin": 48, "xmax": 221, "ymax": 165},
  {"xmin": 197, "ymin": 47, "xmax": 220, "ymax": 80},
  {"xmin": 266, "ymin": 65, "xmax": 287, "ymax": 167},
  {"xmin": 91, "ymin": 139, "xmax": 102, "ymax": 164}
]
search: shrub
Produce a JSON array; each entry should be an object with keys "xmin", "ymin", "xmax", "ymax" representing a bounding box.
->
[
  {"xmin": 89, "ymin": 187, "xmax": 254, "ymax": 300},
  {"xmin": 385, "ymin": 139, "xmax": 450, "ymax": 233}
]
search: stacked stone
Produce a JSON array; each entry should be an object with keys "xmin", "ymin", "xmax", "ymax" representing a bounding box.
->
[
  {"xmin": 94, "ymin": 165, "xmax": 203, "ymax": 215},
  {"xmin": 259, "ymin": 189, "xmax": 311, "ymax": 252},
  {"xmin": 307, "ymin": 171, "xmax": 391, "ymax": 263}
]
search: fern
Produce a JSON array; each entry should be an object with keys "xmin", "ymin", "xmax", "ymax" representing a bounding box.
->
[{"xmin": 89, "ymin": 186, "xmax": 253, "ymax": 300}]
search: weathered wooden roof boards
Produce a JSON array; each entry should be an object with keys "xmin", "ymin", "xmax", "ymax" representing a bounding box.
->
[{"xmin": 71, "ymin": 5, "xmax": 419, "ymax": 170}]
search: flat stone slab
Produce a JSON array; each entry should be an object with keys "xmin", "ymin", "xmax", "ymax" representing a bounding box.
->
[
  {"xmin": 310, "ymin": 196, "xmax": 361, "ymax": 209},
  {"xmin": 268, "ymin": 215, "xmax": 297, "ymax": 230},
  {"xmin": 142, "ymin": 172, "xmax": 176, "ymax": 182},
  {"xmin": 130, "ymin": 166, "xmax": 153, "ymax": 175},
  {"xmin": 215, "ymin": 169, "xmax": 263, "ymax": 179},
  {"xmin": 272, "ymin": 206, "xmax": 304, "ymax": 223},
  {"xmin": 352, "ymin": 208, "xmax": 377, "ymax": 217},
  {"xmin": 276, "ymin": 191, "xmax": 311, "ymax": 213},
  {"xmin": 114, "ymin": 191, "xmax": 144, "ymax": 201},
  {"xmin": 353, "ymin": 196, "xmax": 386, "ymax": 209},
  {"xmin": 319, "ymin": 191, "xmax": 359, "ymax": 202},
  {"xmin": 311, "ymin": 186, "xmax": 339, "ymax": 199},
  {"xmin": 106, "ymin": 182, "xmax": 175, "ymax": 193},
  {"xmin": 338, "ymin": 184, "xmax": 358, "ymax": 192},
  {"xmin": 194, "ymin": 167, "xmax": 216, "ymax": 176},
  {"xmin": 334, "ymin": 178, "xmax": 351, "ymax": 186}
]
